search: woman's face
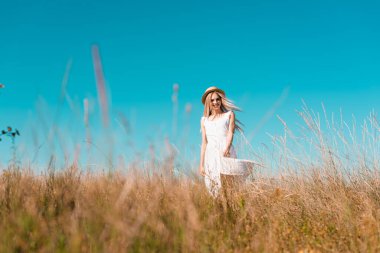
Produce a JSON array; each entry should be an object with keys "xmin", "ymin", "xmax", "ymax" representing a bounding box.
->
[{"xmin": 210, "ymin": 93, "xmax": 221, "ymax": 111}]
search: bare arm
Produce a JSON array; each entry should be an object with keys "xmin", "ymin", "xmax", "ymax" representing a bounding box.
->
[
  {"xmin": 223, "ymin": 111, "xmax": 235, "ymax": 157},
  {"xmin": 199, "ymin": 118, "xmax": 207, "ymax": 176}
]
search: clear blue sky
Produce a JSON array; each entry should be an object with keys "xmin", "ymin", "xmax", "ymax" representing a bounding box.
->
[{"xmin": 0, "ymin": 0, "xmax": 379, "ymax": 167}]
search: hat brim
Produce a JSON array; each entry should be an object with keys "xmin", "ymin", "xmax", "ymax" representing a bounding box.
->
[{"xmin": 201, "ymin": 88, "xmax": 225, "ymax": 104}]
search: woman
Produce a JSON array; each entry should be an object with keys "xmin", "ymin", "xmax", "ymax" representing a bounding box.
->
[{"xmin": 199, "ymin": 86, "xmax": 244, "ymax": 197}]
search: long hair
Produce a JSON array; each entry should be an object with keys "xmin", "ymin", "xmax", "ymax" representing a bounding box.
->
[{"xmin": 203, "ymin": 91, "xmax": 243, "ymax": 132}]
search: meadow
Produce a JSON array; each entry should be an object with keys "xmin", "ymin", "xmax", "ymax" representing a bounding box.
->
[{"xmin": 1, "ymin": 105, "xmax": 380, "ymax": 252}]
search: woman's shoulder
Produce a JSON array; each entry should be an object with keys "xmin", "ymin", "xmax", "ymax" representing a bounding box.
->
[
  {"xmin": 225, "ymin": 110, "xmax": 234, "ymax": 117},
  {"xmin": 225, "ymin": 111, "xmax": 235, "ymax": 123}
]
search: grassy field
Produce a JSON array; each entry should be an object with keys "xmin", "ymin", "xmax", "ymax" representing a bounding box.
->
[
  {"xmin": 1, "ymin": 106, "xmax": 380, "ymax": 252},
  {"xmin": 1, "ymin": 163, "xmax": 380, "ymax": 252}
]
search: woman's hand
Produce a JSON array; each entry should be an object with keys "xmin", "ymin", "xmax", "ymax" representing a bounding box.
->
[
  {"xmin": 223, "ymin": 148, "xmax": 230, "ymax": 157},
  {"xmin": 199, "ymin": 165, "xmax": 205, "ymax": 176}
]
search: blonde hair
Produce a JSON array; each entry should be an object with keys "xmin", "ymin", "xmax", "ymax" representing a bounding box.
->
[{"xmin": 203, "ymin": 91, "xmax": 243, "ymax": 132}]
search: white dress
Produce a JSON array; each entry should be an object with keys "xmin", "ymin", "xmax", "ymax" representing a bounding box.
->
[{"xmin": 202, "ymin": 111, "xmax": 237, "ymax": 197}]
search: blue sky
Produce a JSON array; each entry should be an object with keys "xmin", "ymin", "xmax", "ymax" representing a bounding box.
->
[{"xmin": 0, "ymin": 0, "xmax": 379, "ymax": 167}]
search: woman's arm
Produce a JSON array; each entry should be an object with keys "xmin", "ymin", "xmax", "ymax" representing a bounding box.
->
[
  {"xmin": 199, "ymin": 118, "xmax": 207, "ymax": 176},
  {"xmin": 223, "ymin": 111, "xmax": 235, "ymax": 157}
]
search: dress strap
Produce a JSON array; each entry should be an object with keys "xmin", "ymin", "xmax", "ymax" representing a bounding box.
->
[{"xmin": 200, "ymin": 117, "xmax": 205, "ymax": 133}]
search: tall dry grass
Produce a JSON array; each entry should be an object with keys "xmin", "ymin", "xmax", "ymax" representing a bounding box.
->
[
  {"xmin": 1, "ymin": 106, "xmax": 380, "ymax": 252},
  {"xmin": 1, "ymin": 163, "xmax": 380, "ymax": 252}
]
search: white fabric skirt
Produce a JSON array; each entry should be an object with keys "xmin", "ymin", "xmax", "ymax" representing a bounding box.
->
[{"xmin": 204, "ymin": 142, "xmax": 253, "ymax": 197}]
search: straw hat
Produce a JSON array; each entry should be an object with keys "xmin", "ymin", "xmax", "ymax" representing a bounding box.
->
[
  {"xmin": 201, "ymin": 86, "xmax": 225, "ymax": 104},
  {"xmin": 221, "ymin": 158, "xmax": 261, "ymax": 176}
]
